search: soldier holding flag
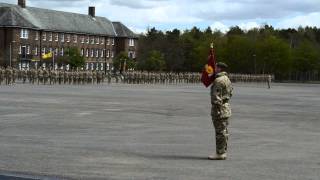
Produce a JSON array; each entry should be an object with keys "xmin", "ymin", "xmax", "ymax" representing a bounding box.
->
[{"xmin": 201, "ymin": 44, "xmax": 233, "ymax": 160}]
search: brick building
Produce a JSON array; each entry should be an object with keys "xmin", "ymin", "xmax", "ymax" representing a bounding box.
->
[{"xmin": 0, "ymin": 0, "xmax": 138, "ymax": 71}]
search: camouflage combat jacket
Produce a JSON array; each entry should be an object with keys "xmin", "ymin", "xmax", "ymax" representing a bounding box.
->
[{"xmin": 210, "ymin": 72, "xmax": 233, "ymax": 119}]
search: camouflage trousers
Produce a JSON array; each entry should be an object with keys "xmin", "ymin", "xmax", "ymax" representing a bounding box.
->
[{"xmin": 212, "ymin": 118, "xmax": 229, "ymax": 155}]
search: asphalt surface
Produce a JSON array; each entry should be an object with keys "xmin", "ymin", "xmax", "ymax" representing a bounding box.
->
[{"xmin": 0, "ymin": 83, "xmax": 319, "ymax": 180}]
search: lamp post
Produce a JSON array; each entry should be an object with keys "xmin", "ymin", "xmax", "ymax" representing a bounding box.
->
[{"xmin": 253, "ymin": 54, "xmax": 256, "ymax": 74}]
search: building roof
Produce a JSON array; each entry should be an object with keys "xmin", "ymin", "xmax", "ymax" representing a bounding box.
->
[
  {"xmin": 0, "ymin": 2, "xmax": 135, "ymax": 38},
  {"xmin": 112, "ymin": 22, "xmax": 138, "ymax": 38}
]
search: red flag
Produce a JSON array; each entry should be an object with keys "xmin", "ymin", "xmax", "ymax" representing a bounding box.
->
[{"xmin": 201, "ymin": 44, "xmax": 216, "ymax": 87}]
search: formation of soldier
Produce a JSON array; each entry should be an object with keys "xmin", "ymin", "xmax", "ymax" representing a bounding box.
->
[
  {"xmin": 122, "ymin": 71, "xmax": 202, "ymax": 84},
  {"xmin": 0, "ymin": 67, "xmax": 273, "ymax": 87},
  {"xmin": 229, "ymin": 73, "xmax": 273, "ymax": 84},
  {"xmin": 0, "ymin": 67, "xmax": 108, "ymax": 85}
]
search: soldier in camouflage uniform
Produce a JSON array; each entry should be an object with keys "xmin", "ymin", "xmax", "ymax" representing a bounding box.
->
[{"xmin": 208, "ymin": 62, "xmax": 233, "ymax": 160}]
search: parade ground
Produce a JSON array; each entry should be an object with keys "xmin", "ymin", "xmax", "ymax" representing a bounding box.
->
[{"xmin": 0, "ymin": 83, "xmax": 319, "ymax": 180}]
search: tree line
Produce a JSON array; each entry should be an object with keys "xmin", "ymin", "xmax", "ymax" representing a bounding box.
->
[{"xmin": 135, "ymin": 25, "xmax": 320, "ymax": 81}]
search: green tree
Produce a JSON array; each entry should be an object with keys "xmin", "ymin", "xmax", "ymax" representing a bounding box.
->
[
  {"xmin": 65, "ymin": 47, "xmax": 85, "ymax": 69},
  {"xmin": 113, "ymin": 51, "xmax": 136, "ymax": 72},
  {"xmin": 137, "ymin": 50, "xmax": 166, "ymax": 71}
]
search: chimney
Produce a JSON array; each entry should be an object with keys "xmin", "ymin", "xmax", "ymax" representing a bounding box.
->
[
  {"xmin": 89, "ymin": 6, "xmax": 95, "ymax": 17},
  {"xmin": 18, "ymin": 0, "xmax": 26, "ymax": 8}
]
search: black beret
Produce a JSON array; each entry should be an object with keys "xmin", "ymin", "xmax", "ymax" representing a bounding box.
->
[{"xmin": 216, "ymin": 62, "xmax": 228, "ymax": 68}]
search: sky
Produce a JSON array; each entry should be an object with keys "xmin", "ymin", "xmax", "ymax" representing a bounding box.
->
[{"xmin": 1, "ymin": 0, "xmax": 320, "ymax": 33}]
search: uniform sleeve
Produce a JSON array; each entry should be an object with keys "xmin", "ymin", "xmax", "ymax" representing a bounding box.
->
[{"xmin": 211, "ymin": 81, "xmax": 223, "ymax": 106}]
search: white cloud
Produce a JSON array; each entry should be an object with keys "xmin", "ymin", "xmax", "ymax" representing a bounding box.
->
[
  {"xmin": 276, "ymin": 12, "xmax": 320, "ymax": 29},
  {"xmin": 210, "ymin": 22, "xmax": 229, "ymax": 33},
  {"xmin": 238, "ymin": 22, "xmax": 260, "ymax": 30}
]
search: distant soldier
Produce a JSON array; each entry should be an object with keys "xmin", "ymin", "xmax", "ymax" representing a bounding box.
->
[
  {"xmin": 22, "ymin": 69, "xmax": 27, "ymax": 84},
  {"xmin": 43, "ymin": 69, "xmax": 49, "ymax": 85},
  {"xmin": 208, "ymin": 62, "xmax": 233, "ymax": 160},
  {"xmin": 0, "ymin": 67, "xmax": 4, "ymax": 85},
  {"xmin": 92, "ymin": 70, "xmax": 97, "ymax": 84}
]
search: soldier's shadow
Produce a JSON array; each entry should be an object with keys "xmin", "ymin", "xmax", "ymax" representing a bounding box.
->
[{"xmin": 130, "ymin": 152, "xmax": 208, "ymax": 160}]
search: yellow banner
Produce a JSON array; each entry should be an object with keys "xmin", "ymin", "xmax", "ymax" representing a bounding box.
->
[{"xmin": 42, "ymin": 52, "xmax": 52, "ymax": 59}]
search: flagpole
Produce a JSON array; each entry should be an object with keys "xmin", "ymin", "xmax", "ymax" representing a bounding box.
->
[{"xmin": 52, "ymin": 50, "xmax": 55, "ymax": 70}]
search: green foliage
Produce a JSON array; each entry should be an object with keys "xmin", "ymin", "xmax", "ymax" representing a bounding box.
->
[
  {"xmin": 65, "ymin": 47, "xmax": 85, "ymax": 69},
  {"xmin": 137, "ymin": 50, "xmax": 166, "ymax": 71},
  {"xmin": 137, "ymin": 25, "xmax": 320, "ymax": 80},
  {"xmin": 113, "ymin": 51, "xmax": 136, "ymax": 72}
]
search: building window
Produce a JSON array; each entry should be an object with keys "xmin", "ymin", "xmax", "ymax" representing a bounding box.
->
[
  {"xmin": 42, "ymin": 47, "xmax": 46, "ymax": 55},
  {"xmin": 34, "ymin": 46, "xmax": 38, "ymax": 55},
  {"xmin": 128, "ymin": 51, "xmax": 136, "ymax": 59},
  {"xmin": 101, "ymin": 38, "xmax": 104, "ymax": 44},
  {"xmin": 96, "ymin": 37, "xmax": 99, "ymax": 44},
  {"xmin": 54, "ymin": 48, "xmax": 58, "ymax": 56},
  {"xmin": 42, "ymin": 32, "xmax": 47, "ymax": 41},
  {"xmin": 49, "ymin": 47, "xmax": 53, "ymax": 53},
  {"xmin": 86, "ymin": 36, "xmax": 90, "ymax": 44},
  {"xmin": 61, "ymin": 34, "xmax": 65, "ymax": 42},
  {"xmin": 112, "ymin": 38, "xmax": 115, "ymax": 46},
  {"xmin": 66, "ymin": 34, "xmax": 70, "ymax": 42},
  {"xmin": 81, "ymin": 36, "xmax": 85, "ymax": 44},
  {"xmin": 35, "ymin": 31, "xmax": 39, "ymax": 40},
  {"xmin": 86, "ymin": 49, "xmax": 89, "ymax": 57},
  {"xmin": 20, "ymin": 29, "xmax": 29, "ymax": 39},
  {"xmin": 129, "ymin": 39, "xmax": 135, "ymax": 46},
  {"xmin": 49, "ymin": 32, "xmax": 53, "ymax": 41},
  {"xmin": 55, "ymin": 33, "xmax": 59, "ymax": 41},
  {"xmin": 96, "ymin": 49, "xmax": 99, "ymax": 57},
  {"xmin": 91, "ymin": 49, "xmax": 94, "ymax": 57},
  {"xmin": 73, "ymin": 35, "xmax": 77, "ymax": 43},
  {"xmin": 101, "ymin": 49, "xmax": 105, "ymax": 58},
  {"xmin": 91, "ymin": 37, "xmax": 95, "ymax": 44},
  {"xmin": 107, "ymin": 50, "xmax": 110, "ymax": 58},
  {"xmin": 60, "ymin": 48, "xmax": 64, "ymax": 56},
  {"xmin": 106, "ymin": 38, "xmax": 110, "ymax": 45},
  {"xmin": 18, "ymin": 45, "xmax": 22, "ymax": 54},
  {"xmin": 111, "ymin": 51, "xmax": 114, "ymax": 58},
  {"xmin": 26, "ymin": 45, "xmax": 30, "ymax": 54},
  {"xmin": 81, "ymin": 48, "xmax": 84, "ymax": 56}
]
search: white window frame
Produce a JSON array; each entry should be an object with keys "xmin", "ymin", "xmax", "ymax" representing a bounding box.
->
[
  {"xmin": 129, "ymin": 39, "xmax": 135, "ymax": 46},
  {"xmin": 90, "ymin": 49, "xmax": 94, "ymax": 57},
  {"xmin": 112, "ymin": 38, "xmax": 115, "ymax": 46},
  {"xmin": 96, "ymin": 49, "xmax": 99, "ymax": 58},
  {"xmin": 107, "ymin": 50, "xmax": 110, "ymax": 58},
  {"xmin": 49, "ymin": 32, "xmax": 53, "ymax": 41},
  {"xmin": 35, "ymin": 31, "xmax": 39, "ymax": 40},
  {"xmin": 55, "ymin": 33, "xmax": 59, "ymax": 41},
  {"xmin": 81, "ymin": 36, "xmax": 85, "ymax": 44},
  {"xmin": 96, "ymin": 37, "xmax": 99, "ymax": 44},
  {"xmin": 101, "ymin": 49, "xmax": 105, "ymax": 58},
  {"xmin": 61, "ymin": 34, "xmax": 65, "ymax": 42},
  {"xmin": 86, "ymin": 36, "xmax": 90, "ymax": 44},
  {"xmin": 20, "ymin": 29, "xmax": 29, "ymax": 39},
  {"xmin": 91, "ymin": 37, "xmax": 95, "ymax": 44},
  {"xmin": 101, "ymin": 38, "xmax": 104, "ymax": 44},
  {"xmin": 81, "ymin": 48, "xmax": 84, "ymax": 56},
  {"xmin": 42, "ymin": 47, "xmax": 46, "ymax": 55},
  {"xmin": 66, "ymin": 34, "xmax": 70, "ymax": 42},
  {"xmin": 42, "ymin": 32, "xmax": 47, "ymax": 41},
  {"xmin": 107, "ymin": 38, "xmax": 110, "ymax": 45},
  {"xmin": 86, "ymin": 49, "xmax": 89, "ymax": 57},
  {"xmin": 26, "ymin": 45, "xmax": 30, "ymax": 54},
  {"xmin": 73, "ymin": 35, "xmax": 77, "ymax": 43},
  {"xmin": 111, "ymin": 51, "xmax": 114, "ymax": 58}
]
